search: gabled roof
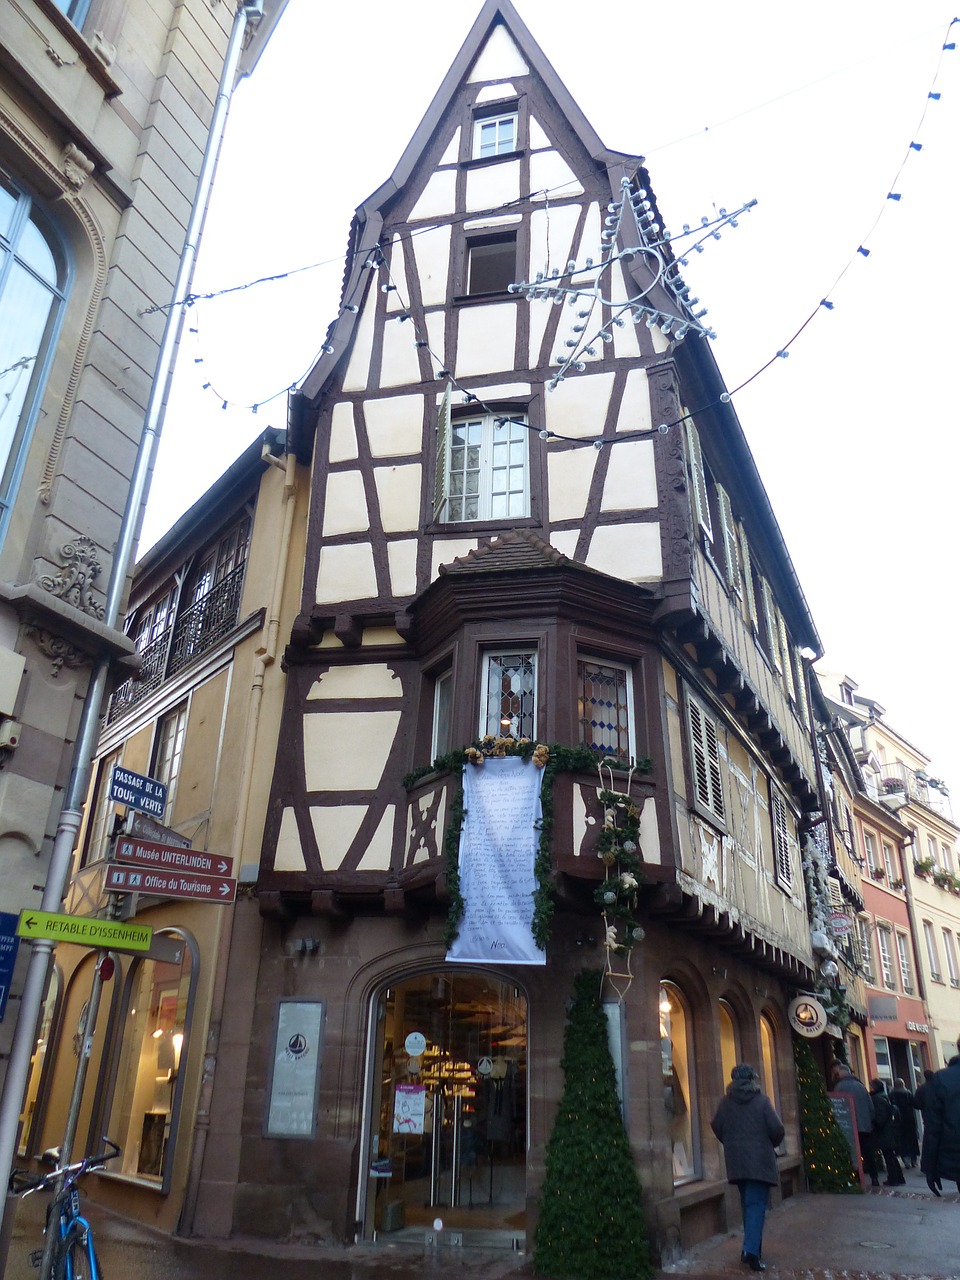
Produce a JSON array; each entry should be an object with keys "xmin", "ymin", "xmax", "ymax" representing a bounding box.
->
[
  {"xmin": 437, "ymin": 529, "xmax": 570, "ymax": 576},
  {"xmin": 298, "ymin": 0, "xmax": 644, "ymax": 405}
]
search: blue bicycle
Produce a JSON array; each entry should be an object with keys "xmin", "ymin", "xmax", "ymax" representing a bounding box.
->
[{"xmin": 11, "ymin": 1137, "xmax": 120, "ymax": 1279}]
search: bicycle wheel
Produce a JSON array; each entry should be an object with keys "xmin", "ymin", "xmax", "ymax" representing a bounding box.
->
[{"xmin": 54, "ymin": 1224, "xmax": 101, "ymax": 1280}]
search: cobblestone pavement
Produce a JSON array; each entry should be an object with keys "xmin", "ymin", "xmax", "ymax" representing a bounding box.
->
[{"xmin": 5, "ymin": 1164, "xmax": 958, "ymax": 1280}]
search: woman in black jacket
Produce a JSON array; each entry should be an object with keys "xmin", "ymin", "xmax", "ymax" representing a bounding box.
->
[
  {"xmin": 869, "ymin": 1079, "xmax": 905, "ymax": 1186},
  {"xmin": 711, "ymin": 1064, "xmax": 785, "ymax": 1271}
]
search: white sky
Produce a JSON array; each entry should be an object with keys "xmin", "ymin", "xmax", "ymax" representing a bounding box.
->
[{"xmin": 145, "ymin": 1, "xmax": 960, "ymax": 803}]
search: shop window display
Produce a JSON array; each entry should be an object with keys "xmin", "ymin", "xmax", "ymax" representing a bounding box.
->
[{"xmin": 660, "ymin": 981, "xmax": 697, "ymax": 1183}]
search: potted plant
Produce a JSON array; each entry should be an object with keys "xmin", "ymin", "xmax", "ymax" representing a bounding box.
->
[
  {"xmin": 891, "ymin": 877, "xmax": 905, "ymax": 890},
  {"xmin": 913, "ymin": 857, "xmax": 935, "ymax": 878},
  {"xmin": 870, "ymin": 866, "xmax": 886, "ymax": 881}
]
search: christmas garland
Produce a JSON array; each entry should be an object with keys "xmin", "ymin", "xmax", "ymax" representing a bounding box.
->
[{"xmin": 403, "ymin": 738, "xmax": 652, "ymax": 949}]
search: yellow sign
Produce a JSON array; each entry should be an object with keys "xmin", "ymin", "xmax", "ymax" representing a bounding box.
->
[{"xmin": 16, "ymin": 910, "xmax": 152, "ymax": 952}]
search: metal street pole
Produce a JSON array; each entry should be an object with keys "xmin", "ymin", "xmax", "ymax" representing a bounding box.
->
[{"xmin": 0, "ymin": 1, "xmax": 263, "ymax": 1252}]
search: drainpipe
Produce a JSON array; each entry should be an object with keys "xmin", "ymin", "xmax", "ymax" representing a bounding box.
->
[
  {"xmin": 179, "ymin": 446, "xmax": 297, "ymax": 1234},
  {"xmin": 0, "ymin": 0, "xmax": 264, "ymax": 1226}
]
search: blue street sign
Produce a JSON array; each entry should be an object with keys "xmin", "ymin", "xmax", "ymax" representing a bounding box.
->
[
  {"xmin": 109, "ymin": 765, "xmax": 167, "ymax": 818},
  {"xmin": 0, "ymin": 911, "xmax": 21, "ymax": 1021}
]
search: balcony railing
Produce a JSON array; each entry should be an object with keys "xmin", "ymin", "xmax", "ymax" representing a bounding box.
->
[
  {"xmin": 108, "ymin": 565, "xmax": 246, "ymax": 723},
  {"xmin": 879, "ymin": 761, "xmax": 953, "ymax": 820}
]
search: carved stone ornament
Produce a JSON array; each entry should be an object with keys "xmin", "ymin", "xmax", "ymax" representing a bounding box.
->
[
  {"xmin": 37, "ymin": 537, "xmax": 106, "ymax": 620},
  {"xmin": 23, "ymin": 625, "xmax": 88, "ymax": 677},
  {"xmin": 62, "ymin": 143, "xmax": 95, "ymax": 190}
]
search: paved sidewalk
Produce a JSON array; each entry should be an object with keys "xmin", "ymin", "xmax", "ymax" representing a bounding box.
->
[{"xmin": 5, "ymin": 1163, "xmax": 957, "ymax": 1279}]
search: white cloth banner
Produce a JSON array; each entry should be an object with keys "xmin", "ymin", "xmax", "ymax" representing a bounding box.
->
[{"xmin": 446, "ymin": 755, "xmax": 546, "ymax": 965}]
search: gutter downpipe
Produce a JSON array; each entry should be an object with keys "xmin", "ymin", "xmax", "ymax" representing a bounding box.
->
[
  {"xmin": 179, "ymin": 447, "xmax": 297, "ymax": 1235},
  {"xmin": 0, "ymin": 0, "xmax": 261, "ymax": 1235}
]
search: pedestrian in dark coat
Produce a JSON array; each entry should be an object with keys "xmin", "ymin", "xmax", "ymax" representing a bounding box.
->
[
  {"xmin": 870, "ymin": 1079, "xmax": 905, "ymax": 1185},
  {"xmin": 711, "ymin": 1063, "xmax": 785, "ymax": 1272},
  {"xmin": 833, "ymin": 1063, "xmax": 878, "ymax": 1186},
  {"xmin": 890, "ymin": 1078, "xmax": 919, "ymax": 1167},
  {"xmin": 922, "ymin": 1045, "xmax": 960, "ymax": 1196}
]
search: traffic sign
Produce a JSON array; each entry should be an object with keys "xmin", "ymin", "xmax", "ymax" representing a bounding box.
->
[
  {"xmin": 114, "ymin": 837, "xmax": 233, "ymax": 878},
  {"xmin": 105, "ymin": 865, "xmax": 236, "ymax": 904},
  {"xmin": 109, "ymin": 765, "xmax": 167, "ymax": 818},
  {"xmin": 17, "ymin": 910, "xmax": 152, "ymax": 952}
]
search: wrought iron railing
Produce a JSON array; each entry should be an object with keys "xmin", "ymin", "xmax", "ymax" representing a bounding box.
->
[{"xmin": 107, "ymin": 565, "xmax": 245, "ymax": 723}]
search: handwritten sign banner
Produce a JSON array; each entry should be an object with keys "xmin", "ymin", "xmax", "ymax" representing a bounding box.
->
[{"xmin": 446, "ymin": 756, "xmax": 546, "ymax": 966}]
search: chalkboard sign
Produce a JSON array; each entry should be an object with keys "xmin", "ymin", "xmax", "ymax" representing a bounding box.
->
[{"xmin": 827, "ymin": 1092, "xmax": 862, "ymax": 1171}]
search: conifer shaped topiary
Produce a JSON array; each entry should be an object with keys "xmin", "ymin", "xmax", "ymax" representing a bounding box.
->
[
  {"xmin": 793, "ymin": 1035, "xmax": 861, "ymax": 1193},
  {"xmin": 534, "ymin": 969, "xmax": 651, "ymax": 1279}
]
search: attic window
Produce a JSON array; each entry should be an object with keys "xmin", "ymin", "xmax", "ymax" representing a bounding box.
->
[
  {"xmin": 473, "ymin": 108, "xmax": 519, "ymax": 159},
  {"xmin": 466, "ymin": 233, "xmax": 517, "ymax": 295}
]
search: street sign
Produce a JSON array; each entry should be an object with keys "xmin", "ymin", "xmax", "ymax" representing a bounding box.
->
[
  {"xmin": 104, "ymin": 865, "xmax": 236, "ymax": 904},
  {"xmin": 16, "ymin": 910, "xmax": 152, "ymax": 952},
  {"xmin": 109, "ymin": 765, "xmax": 167, "ymax": 819},
  {"xmin": 125, "ymin": 810, "xmax": 190, "ymax": 848},
  {"xmin": 114, "ymin": 837, "xmax": 234, "ymax": 878}
]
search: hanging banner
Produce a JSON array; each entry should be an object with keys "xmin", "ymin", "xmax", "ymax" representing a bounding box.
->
[{"xmin": 446, "ymin": 755, "xmax": 546, "ymax": 966}]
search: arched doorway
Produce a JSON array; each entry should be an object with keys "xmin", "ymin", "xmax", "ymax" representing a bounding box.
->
[{"xmin": 361, "ymin": 970, "xmax": 527, "ymax": 1246}]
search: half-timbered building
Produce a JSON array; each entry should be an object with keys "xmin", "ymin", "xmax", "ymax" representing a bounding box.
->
[{"xmin": 211, "ymin": 0, "xmax": 828, "ymax": 1258}]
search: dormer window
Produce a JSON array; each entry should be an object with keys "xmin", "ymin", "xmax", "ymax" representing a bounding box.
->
[{"xmin": 473, "ymin": 107, "xmax": 519, "ymax": 159}]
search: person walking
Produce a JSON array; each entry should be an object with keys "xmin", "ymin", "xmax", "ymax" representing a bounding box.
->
[
  {"xmin": 922, "ymin": 1041, "xmax": 960, "ymax": 1197},
  {"xmin": 870, "ymin": 1079, "xmax": 905, "ymax": 1185},
  {"xmin": 711, "ymin": 1063, "xmax": 785, "ymax": 1272},
  {"xmin": 890, "ymin": 1077, "xmax": 920, "ymax": 1169},
  {"xmin": 832, "ymin": 1063, "xmax": 878, "ymax": 1186}
]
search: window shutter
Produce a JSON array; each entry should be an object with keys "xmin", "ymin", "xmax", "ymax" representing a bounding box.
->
[
  {"xmin": 759, "ymin": 578, "xmax": 782, "ymax": 671},
  {"xmin": 684, "ymin": 421, "xmax": 712, "ymax": 541},
  {"xmin": 433, "ymin": 382, "xmax": 452, "ymax": 520},
  {"xmin": 688, "ymin": 695, "xmax": 725, "ymax": 822},
  {"xmin": 776, "ymin": 609, "xmax": 796, "ymax": 700},
  {"xmin": 739, "ymin": 526, "xmax": 759, "ymax": 629},
  {"xmin": 717, "ymin": 485, "xmax": 741, "ymax": 594},
  {"xmin": 771, "ymin": 787, "xmax": 792, "ymax": 888}
]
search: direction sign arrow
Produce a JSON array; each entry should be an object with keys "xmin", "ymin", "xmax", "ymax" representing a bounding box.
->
[
  {"xmin": 16, "ymin": 910, "xmax": 152, "ymax": 952},
  {"xmin": 113, "ymin": 838, "xmax": 234, "ymax": 878},
  {"xmin": 105, "ymin": 865, "xmax": 237, "ymax": 904}
]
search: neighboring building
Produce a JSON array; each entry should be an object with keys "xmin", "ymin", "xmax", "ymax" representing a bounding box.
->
[
  {"xmin": 820, "ymin": 669, "xmax": 959, "ymax": 1072},
  {"xmin": 19, "ymin": 431, "xmax": 307, "ymax": 1232},
  {"xmin": 187, "ymin": 1, "xmax": 830, "ymax": 1259},
  {"xmin": 0, "ymin": 0, "xmax": 285, "ymax": 1090}
]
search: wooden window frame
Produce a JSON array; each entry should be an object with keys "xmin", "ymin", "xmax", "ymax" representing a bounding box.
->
[{"xmin": 577, "ymin": 654, "xmax": 635, "ymax": 761}]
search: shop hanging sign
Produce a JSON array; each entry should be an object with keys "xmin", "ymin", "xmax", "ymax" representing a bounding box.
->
[
  {"xmin": 446, "ymin": 755, "xmax": 546, "ymax": 966},
  {"xmin": 788, "ymin": 995, "xmax": 827, "ymax": 1038},
  {"xmin": 828, "ymin": 910, "xmax": 854, "ymax": 938}
]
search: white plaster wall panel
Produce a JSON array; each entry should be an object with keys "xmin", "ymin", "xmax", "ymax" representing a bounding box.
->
[
  {"xmin": 651, "ymin": 328, "xmax": 670, "ymax": 354},
  {"xmin": 310, "ymin": 805, "xmax": 366, "ymax": 871},
  {"xmin": 275, "ymin": 807, "xmax": 306, "ymax": 872},
  {"xmin": 355, "ymin": 806, "xmax": 397, "ymax": 871},
  {"xmin": 529, "ymin": 203, "xmax": 580, "ymax": 300},
  {"xmin": 329, "ymin": 401, "xmax": 359, "ymax": 462},
  {"xmin": 577, "ymin": 203, "xmax": 602, "ymax": 264},
  {"xmin": 529, "ymin": 118, "xmax": 551, "ymax": 150},
  {"xmin": 322, "ymin": 471, "xmax": 369, "ymax": 536},
  {"xmin": 374, "ymin": 463, "xmax": 423, "ymax": 533},
  {"xmin": 365, "ymin": 394, "xmax": 424, "ymax": 457},
  {"xmin": 528, "ymin": 293, "xmax": 554, "ymax": 368},
  {"xmin": 466, "ymin": 161, "xmax": 520, "ymax": 213},
  {"xmin": 306, "ymin": 663, "xmax": 402, "ymax": 701},
  {"xmin": 475, "ymin": 82, "xmax": 519, "ymax": 103},
  {"xmin": 439, "ymin": 129, "xmax": 461, "ymax": 165},
  {"xmin": 455, "ymin": 305, "xmax": 517, "ymax": 377},
  {"xmin": 613, "ymin": 316, "xmax": 642, "ymax": 360},
  {"xmin": 586, "ymin": 522, "xmax": 663, "ymax": 584},
  {"xmin": 342, "ymin": 293, "xmax": 378, "ymax": 392},
  {"xmin": 468, "ymin": 27, "xmax": 529, "ymax": 80},
  {"xmin": 432, "ymin": 538, "xmax": 479, "ymax": 580},
  {"xmin": 547, "ymin": 446, "xmax": 597, "ymax": 522},
  {"xmin": 618, "ymin": 369, "xmax": 652, "ymax": 433},
  {"xmin": 464, "ymin": 215, "xmax": 522, "ymax": 229},
  {"xmin": 412, "ymin": 224, "xmax": 452, "ymax": 307},
  {"xmin": 388, "ymin": 539, "xmax": 419, "ymax": 598},
  {"xmin": 445, "ymin": 382, "xmax": 530, "ymax": 401},
  {"xmin": 303, "ymin": 710, "xmax": 402, "ymax": 791},
  {"xmin": 529, "ymin": 150, "xmax": 583, "ymax": 199},
  {"xmin": 409, "ymin": 170, "xmax": 458, "ymax": 221},
  {"xmin": 544, "ymin": 371, "xmax": 615, "ymax": 439},
  {"xmin": 361, "ymin": 627, "xmax": 405, "ymax": 646},
  {"xmin": 386, "ymin": 237, "xmax": 407, "ymax": 312},
  {"xmin": 380, "ymin": 313, "xmax": 425, "ymax": 387},
  {"xmin": 316, "ymin": 543, "xmax": 378, "ymax": 604},
  {"xmin": 600, "ymin": 440, "xmax": 657, "ymax": 511},
  {"xmin": 549, "ymin": 528, "xmax": 580, "ymax": 560},
  {"xmin": 639, "ymin": 797, "xmax": 661, "ymax": 864},
  {"xmin": 425, "ymin": 312, "xmax": 447, "ymax": 367}
]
